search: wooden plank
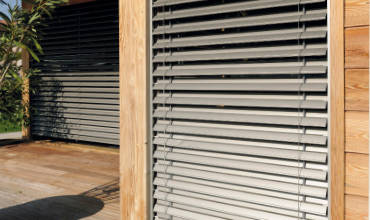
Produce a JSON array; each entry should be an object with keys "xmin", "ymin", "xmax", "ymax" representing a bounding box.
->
[
  {"xmin": 345, "ymin": 26, "xmax": 369, "ymax": 68},
  {"xmin": 345, "ymin": 0, "xmax": 370, "ymax": 27},
  {"xmin": 345, "ymin": 69, "xmax": 369, "ymax": 111},
  {"xmin": 119, "ymin": 0, "xmax": 148, "ymax": 219},
  {"xmin": 345, "ymin": 111, "xmax": 369, "ymax": 154},
  {"xmin": 330, "ymin": 0, "xmax": 345, "ymax": 219},
  {"xmin": 345, "ymin": 152, "xmax": 369, "ymax": 197},
  {"xmin": 345, "ymin": 195, "xmax": 368, "ymax": 220}
]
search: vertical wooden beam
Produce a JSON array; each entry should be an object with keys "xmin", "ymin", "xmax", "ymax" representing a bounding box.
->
[
  {"xmin": 119, "ymin": 0, "xmax": 148, "ymax": 219},
  {"xmin": 330, "ymin": 0, "xmax": 345, "ymax": 219},
  {"xmin": 21, "ymin": 1, "xmax": 31, "ymax": 140}
]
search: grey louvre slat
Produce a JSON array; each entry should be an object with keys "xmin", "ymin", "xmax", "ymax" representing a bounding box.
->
[
  {"xmin": 154, "ymin": 178, "xmax": 327, "ymax": 215},
  {"xmin": 153, "ymin": 46, "xmax": 327, "ymax": 62},
  {"xmin": 154, "ymin": 164, "xmax": 327, "ymax": 197},
  {"xmin": 153, "ymin": 64, "xmax": 327, "ymax": 76},
  {"xmin": 35, "ymin": 72, "xmax": 118, "ymax": 76},
  {"xmin": 153, "ymin": 110, "xmax": 327, "ymax": 127},
  {"xmin": 153, "ymin": 96, "xmax": 327, "ymax": 109},
  {"xmin": 37, "ymin": 87, "xmax": 119, "ymax": 93},
  {"xmin": 36, "ymin": 107, "xmax": 119, "ymax": 116},
  {"xmin": 37, "ymin": 81, "xmax": 118, "ymax": 87},
  {"xmin": 154, "ymin": 0, "xmax": 325, "ymax": 20},
  {"xmin": 36, "ymin": 92, "xmax": 119, "ymax": 99},
  {"xmin": 32, "ymin": 122, "xmax": 119, "ymax": 134},
  {"xmin": 153, "ymin": 151, "xmax": 327, "ymax": 180},
  {"xmin": 32, "ymin": 131, "xmax": 119, "ymax": 145},
  {"xmin": 153, "ymin": 124, "xmax": 327, "ymax": 145},
  {"xmin": 34, "ymin": 126, "xmax": 119, "ymax": 139},
  {"xmin": 33, "ymin": 114, "xmax": 118, "ymax": 123},
  {"xmin": 153, "ymin": 10, "xmax": 326, "ymax": 35},
  {"xmin": 154, "ymin": 192, "xmax": 313, "ymax": 219},
  {"xmin": 154, "ymin": 28, "xmax": 327, "ymax": 48},
  {"xmin": 32, "ymin": 102, "xmax": 119, "ymax": 110},
  {"xmin": 153, "ymin": 137, "xmax": 327, "ymax": 162},
  {"xmin": 39, "ymin": 76, "xmax": 118, "ymax": 81},
  {"xmin": 153, "ymin": 0, "xmax": 206, "ymax": 7},
  {"xmin": 153, "ymin": 82, "xmax": 327, "ymax": 92},
  {"xmin": 32, "ymin": 97, "xmax": 118, "ymax": 104},
  {"xmin": 162, "ymin": 202, "xmax": 254, "ymax": 220},
  {"xmin": 32, "ymin": 117, "xmax": 119, "ymax": 128},
  {"xmin": 154, "ymin": 204, "xmax": 225, "ymax": 220}
]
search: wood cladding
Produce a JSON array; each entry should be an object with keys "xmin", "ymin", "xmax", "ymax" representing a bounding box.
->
[
  {"xmin": 345, "ymin": 0, "xmax": 369, "ymax": 27},
  {"xmin": 345, "ymin": 153, "xmax": 369, "ymax": 197},
  {"xmin": 119, "ymin": 0, "xmax": 148, "ymax": 219},
  {"xmin": 345, "ymin": 26, "xmax": 369, "ymax": 68},
  {"xmin": 345, "ymin": 111, "xmax": 369, "ymax": 154},
  {"xmin": 345, "ymin": 195, "xmax": 369, "ymax": 220},
  {"xmin": 345, "ymin": 69, "xmax": 369, "ymax": 111},
  {"xmin": 344, "ymin": 0, "xmax": 369, "ymax": 219}
]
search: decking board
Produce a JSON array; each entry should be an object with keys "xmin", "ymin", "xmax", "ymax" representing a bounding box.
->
[{"xmin": 0, "ymin": 141, "xmax": 119, "ymax": 220}]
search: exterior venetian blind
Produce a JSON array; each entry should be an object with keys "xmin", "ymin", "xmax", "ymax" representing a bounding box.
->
[
  {"xmin": 150, "ymin": 0, "xmax": 329, "ymax": 219},
  {"xmin": 30, "ymin": 0, "xmax": 119, "ymax": 146}
]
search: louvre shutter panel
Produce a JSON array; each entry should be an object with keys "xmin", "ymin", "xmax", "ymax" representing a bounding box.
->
[
  {"xmin": 151, "ymin": 0, "xmax": 329, "ymax": 219},
  {"xmin": 30, "ymin": 0, "xmax": 119, "ymax": 146}
]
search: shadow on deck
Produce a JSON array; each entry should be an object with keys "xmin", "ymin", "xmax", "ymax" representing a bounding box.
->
[{"xmin": 0, "ymin": 179, "xmax": 119, "ymax": 220}]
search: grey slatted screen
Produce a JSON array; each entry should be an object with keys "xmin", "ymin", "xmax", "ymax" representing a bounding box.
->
[
  {"xmin": 30, "ymin": 0, "xmax": 119, "ymax": 146},
  {"xmin": 150, "ymin": 0, "xmax": 329, "ymax": 219}
]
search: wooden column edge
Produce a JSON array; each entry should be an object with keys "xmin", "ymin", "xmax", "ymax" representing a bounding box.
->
[{"xmin": 330, "ymin": 0, "xmax": 345, "ymax": 219}]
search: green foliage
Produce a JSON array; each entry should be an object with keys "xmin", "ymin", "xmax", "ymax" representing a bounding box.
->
[{"xmin": 0, "ymin": 0, "xmax": 67, "ymax": 131}]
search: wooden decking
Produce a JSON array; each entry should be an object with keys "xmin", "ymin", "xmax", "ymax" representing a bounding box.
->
[{"xmin": 0, "ymin": 141, "xmax": 119, "ymax": 220}]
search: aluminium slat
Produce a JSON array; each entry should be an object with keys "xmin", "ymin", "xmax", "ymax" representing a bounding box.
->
[
  {"xmin": 153, "ymin": 28, "xmax": 326, "ymax": 48},
  {"xmin": 153, "ymin": 0, "xmax": 205, "ymax": 7},
  {"xmin": 33, "ymin": 122, "xmax": 119, "ymax": 134},
  {"xmin": 153, "ymin": 151, "xmax": 327, "ymax": 180},
  {"xmin": 32, "ymin": 131, "xmax": 119, "ymax": 145},
  {"xmin": 153, "ymin": 124, "xmax": 327, "ymax": 145},
  {"xmin": 154, "ymin": 204, "xmax": 225, "ymax": 220},
  {"xmin": 167, "ymin": 189, "xmax": 318, "ymax": 218},
  {"xmin": 154, "ymin": 164, "xmax": 327, "ymax": 198},
  {"xmin": 154, "ymin": 178, "xmax": 327, "ymax": 215},
  {"xmin": 33, "ymin": 126, "xmax": 119, "ymax": 138},
  {"xmin": 35, "ymin": 72, "xmax": 118, "ymax": 76},
  {"xmin": 32, "ymin": 102, "xmax": 119, "ymax": 110},
  {"xmin": 32, "ymin": 118, "xmax": 119, "ymax": 128},
  {"xmin": 35, "ymin": 87, "xmax": 118, "ymax": 93},
  {"xmin": 162, "ymin": 202, "xmax": 254, "ymax": 220},
  {"xmin": 153, "ymin": 64, "xmax": 327, "ymax": 76},
  {"xmin": 153, "ymin": 82, "xmax": 327, "ymax": 92},
  {"xmin": 154, "ymin": 0, "xmax": 325, "ymax": 20},
  {"xmin": 36, "ymin": 92, "xmax": 119, "ymax": 99},
  {"xmin": 35, "ymin": 107, "xmax": 119, "ymax": 116},
  {"xmin": 153, "ymin": 137, "xmax": 327, "ymax": 162},
  {"xmin": 154, "ymin": 192, "xmax": 302, "ymax": 220},
  {"xmin": 153, "ymin": 10, "xmax": 327, "ymax": 34},
  {"xmin": 32, "ymin": 114, "xmax": 118, "ymax": 122},
  {"xmin": 153, "ymin": 96, "xmax": 327, "ymax": 110},
  {"xmin": 38, "ymin": 76, "xmax": 118, "ymax": 81},
  {"xmin": 36, "ymin": 81, "xmax": 119, "ymax": 87},
  {"xmin": 153, "ymin": 47, "xmax": 327, "ymax": 62},
  {"xmin": 153, "ymin": 110, "xmax": 327, "ymax": 127},
  {"xmin": 161, "ymin": 174, "xmax": 306, "ymax": 203},
  {"xmin": 32, "ymin": 97, "xmax": 118, "ymax": 105}
]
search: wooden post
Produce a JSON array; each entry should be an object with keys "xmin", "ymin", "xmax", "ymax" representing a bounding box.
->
[
  {"xmin": 119, "ymin": 0, "xmax": 148, "ymax": 219},
  {"xmin": 330, "ymin": 0, "xmax": 345, "ymax": 219},
  {"xmin": 21, "ymin": 1, "xmax": 31, "ymax": 140}
]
